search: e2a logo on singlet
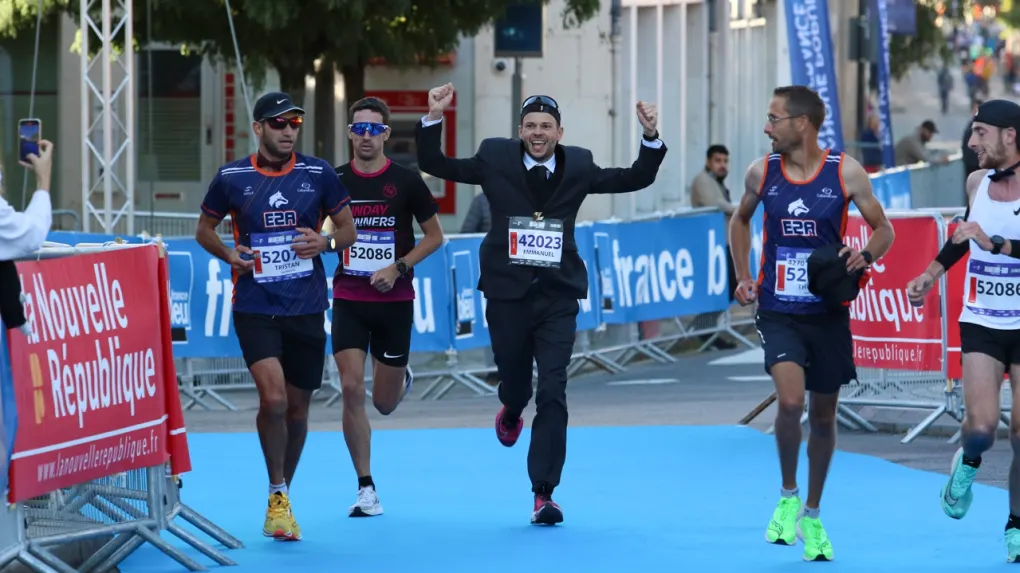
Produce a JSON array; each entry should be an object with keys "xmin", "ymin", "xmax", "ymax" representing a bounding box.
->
[{"xmin": 263, "ymin": 191, "xmax": 298, "ymax": 228}]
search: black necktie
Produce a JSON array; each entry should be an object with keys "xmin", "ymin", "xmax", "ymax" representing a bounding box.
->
[{"xmin": 530, "ymin": 165, "xmax": 550, "ymax": 179}]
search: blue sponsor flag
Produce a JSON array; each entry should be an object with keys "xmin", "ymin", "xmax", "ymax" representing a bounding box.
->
[
  {"xmin": 873, "ymin": 0, "xmax": 896, "ymax": 168},
  {"xmin": 784, "ymin": 0, "xmax": 845, "ymax": 152}
]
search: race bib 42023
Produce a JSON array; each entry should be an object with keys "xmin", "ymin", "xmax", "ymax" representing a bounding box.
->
[
  {"xmin": 251, "ymin": 230, "xmax": 314, "ymax": 284},
  {"xmin": 508, "ymin": 216, "xmax": 564, "ymax": 268}
]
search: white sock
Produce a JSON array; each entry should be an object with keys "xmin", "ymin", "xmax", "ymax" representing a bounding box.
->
[
  {"xmin": 269, "ymin": 483, "xmax": 288, "ymax": 495},
  {"xmin": 781, "ymin": 486, "xmax": 799, "ymax": 498},
  {"xmin": 802, "ymin": 506, "xmax": 820, "ymax": 519}
]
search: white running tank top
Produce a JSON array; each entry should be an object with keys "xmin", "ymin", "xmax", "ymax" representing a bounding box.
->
[{"xmin": 959, "ymin": 172, "xmax": 1020, "ymax": 330}]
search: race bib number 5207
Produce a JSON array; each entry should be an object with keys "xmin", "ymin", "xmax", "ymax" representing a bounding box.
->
[
  {"xmin": 508, "ymin": 216, "xmax": 564, "ymax": 268},
  {"xmin": 251, "ymin": 230, "xmax": 313, "ymax": 284}
]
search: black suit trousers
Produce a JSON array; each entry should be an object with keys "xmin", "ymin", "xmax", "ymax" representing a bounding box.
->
[{"xmin": 486, "ymin": 286, "xmax": 578, "ymax": 493}]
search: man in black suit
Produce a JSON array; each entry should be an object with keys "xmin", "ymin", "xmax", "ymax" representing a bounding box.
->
[{"xmin": 415, "ymin": 83, "xmax": 666, "ymax": 525}]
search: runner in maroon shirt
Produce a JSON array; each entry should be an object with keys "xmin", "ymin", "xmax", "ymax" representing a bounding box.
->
[{"xmin": 328, "ymin": 97, "xmax": 444, "ymax": 518}]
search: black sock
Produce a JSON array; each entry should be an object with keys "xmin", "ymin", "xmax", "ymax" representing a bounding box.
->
[
  {"xmin": 962, "ymin": 454, "xmax": 982, "ymax": 468},
  {"xmin": 358, "ymin": 475, "xmax": 374, "ymax": 490},
  {"xmin": 1007, "ymin": 513, "xmax": 1020, "ymax": 532},
  {"xmin": 533, "ymin": 483, "xmax": 553, "ymax": 497}
]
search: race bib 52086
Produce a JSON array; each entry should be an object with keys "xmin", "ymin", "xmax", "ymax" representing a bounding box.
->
[
  {"xmin": 343, "ymin": 230, "xmax": 395, "ymax": 277},
  {"xmin": 508, "ymin": 216, "xmax": 564, "ymax": 268},
  {"xmin": 251, "ymin": 231, "xmax": 313, "ymax": 284},
  {"xmin": 965, "ymin": 259, "xmax": 1020, "ymax": 318},
  {"xmin": 774, "ymin": 246, "xmax": 821, "ymax": 303}
]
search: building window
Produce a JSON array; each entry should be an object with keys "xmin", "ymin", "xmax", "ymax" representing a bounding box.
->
[{"xmin": 138, "ymin": 50, "xmax": 203, "ymax": 182}]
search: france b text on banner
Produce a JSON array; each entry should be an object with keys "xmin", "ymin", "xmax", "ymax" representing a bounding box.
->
[
  {"xmin": 7, "ymin": 246, "xmax": 171, "ymax": 502},
  {"xmin": 847, "ymin": 216, "xmax": 943, "ymax": 371},
  {"xmin": 158, "ymin": 251, "xmax": 192, "ymax": 475},
  {"xmin": 592, "ymin": 212, "xmax": 731, "ymax": 324},
  {"xmin": 783, "ymin": 0, "xmax": 845, "ymax": 151}
]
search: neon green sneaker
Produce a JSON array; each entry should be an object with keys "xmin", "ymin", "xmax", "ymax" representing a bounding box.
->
[
  {"xmin": 1007, "ymin": 529, "xmax": 1020, "ymax": 563},
  {"xmin": 941, "ymin": 448, "xmax": 978, "ymax": 520},
  {"xmin": 765, "ymin": 495, "xmax": 801, "ymax": 545},
  {"xmin": 797, "ymin": 515, "xmax": 834, "ymax": 561}
]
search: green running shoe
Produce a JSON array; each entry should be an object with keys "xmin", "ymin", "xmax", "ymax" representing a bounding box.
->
[
  {"xmin": 765, "ymin": 495, "xmax": 801, "ymax": 545},
  {"xmin": 1007, "ymin": 529, "xmax": 1020, "ymax": 563},
  {"xmin": 797, "ymin": 515, "xmax": 834, "ymax": 561},
  {"xmin": 940, "ymin": 447, "xmax": 978, "ymax": 520}
]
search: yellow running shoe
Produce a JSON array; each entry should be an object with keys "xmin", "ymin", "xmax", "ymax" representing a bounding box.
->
[{"xmin": 262, "ymin": 491, "xmax": 301, "ymax": 541}]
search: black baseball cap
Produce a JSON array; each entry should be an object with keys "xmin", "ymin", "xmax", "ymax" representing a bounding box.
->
[
  {"xmin": 807, "ymin": 243, "xmax": 870, "ymax": 310},
  {"xmin": 253, "ymin": 91, "xmax": 305, "ymax": 122}
]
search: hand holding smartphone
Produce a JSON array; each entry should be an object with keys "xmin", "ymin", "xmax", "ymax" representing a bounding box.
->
[{"xmin": 18, "ymin": 118, "xmax": 41, "ymax": 163}]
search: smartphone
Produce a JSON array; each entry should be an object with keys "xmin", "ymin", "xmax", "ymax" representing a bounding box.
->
[{"xmin": 18, "ymin": 119, "xmax": 41, "ymax": 163}]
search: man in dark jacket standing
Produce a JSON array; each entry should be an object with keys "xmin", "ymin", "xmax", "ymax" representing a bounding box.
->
[{"xmin": 416, "ymin": 83, "xmax": 666, "ymax": 525}]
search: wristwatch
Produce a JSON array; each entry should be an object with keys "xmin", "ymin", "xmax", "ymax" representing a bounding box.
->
[
  {"xmin": 991, "ymin": 234, "xmax": 1006, "ymax": 255},
  {"xmin": 861, "ymin": 251, "xmax": 874, "ymax": 265},
  {"xmin": 328, "ymin": 236, "xmax": 338, "ymax": 253},
  {"xmin": 395, "ymin": 258, "xmax": 410, "ymax": 275}
]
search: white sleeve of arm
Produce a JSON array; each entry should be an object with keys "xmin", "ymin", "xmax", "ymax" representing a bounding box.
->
[
  {"xmin": 0, "ymin": 190, "xmax": 52, "ymax": 260},
  {"xmin": 420, "ymin": 115, "xmax": 443, "ymax": 127}
]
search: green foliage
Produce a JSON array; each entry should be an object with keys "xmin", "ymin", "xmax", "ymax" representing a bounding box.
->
[
  {"xmin": 887, "ymin": 0, "xmax": 955, "ymax": 80},
  {"xmin": 0, "ymin": 0, "xmax": 600, "ymax": 94}
]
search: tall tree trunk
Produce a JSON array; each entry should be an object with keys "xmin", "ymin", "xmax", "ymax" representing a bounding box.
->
[
  {"xmin": 339, "ymin": 63, "xmax": 367, "ymax": 162},
  {"xmin": 275, "ymin": 67, "xmax": 307, "ymax": 154},
  {"xmin": 314, "ymin": 57, "xmax": 336, "ymax": 164}
]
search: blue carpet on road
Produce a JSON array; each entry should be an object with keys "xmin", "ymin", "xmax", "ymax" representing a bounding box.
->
[{"xmin": 120, "ymin": 425, "xmax": 1015, "ymax": 572}]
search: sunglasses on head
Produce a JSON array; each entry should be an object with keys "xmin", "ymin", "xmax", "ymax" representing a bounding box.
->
[
  {"xmin": 521, "ymin": 95, "xmax": 559, "ymax": 110},
  {"xmin": 263, "ymin": 116, "xmax": 303, "ymax": 130},
  {"xmin": 349, "ymin": 122, "xmax": 389, "ymax": 137}
]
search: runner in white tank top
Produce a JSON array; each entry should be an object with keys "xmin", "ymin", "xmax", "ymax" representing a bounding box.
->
[{"xmin": 907, "ymin": 99, "xmax": 1020, "ymax": 563}]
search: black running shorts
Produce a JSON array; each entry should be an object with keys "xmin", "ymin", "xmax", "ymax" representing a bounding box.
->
[
  {"xmin": 232, "ymin": 311, "xmax": 327, "ymax": 391},
  {"xmin": 331, "ymin": 298, "xmax": 414, "ymax": 367},
  {"xmin": 960, "ymin": 321, "xmax": 1020, "ymax": 366},
  {"xmin": 754, "ymin": 308, "xmax": 857, "ymax": 394}
]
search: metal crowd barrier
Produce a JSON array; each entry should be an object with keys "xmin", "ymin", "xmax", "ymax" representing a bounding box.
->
[{"xmin": 0, "ymin": 242, "xmax": 242, "ymax": 573}]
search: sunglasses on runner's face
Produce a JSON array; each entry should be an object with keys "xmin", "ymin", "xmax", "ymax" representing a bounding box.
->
[
  {"xmin": 349, "ymin": 122, "xmax": 389, "ymax": 137},
  {"xmin": 521, "ymin": 95, "xmax": 559, "ymax": 110},
  {"xmin": 263, "ymin": 116, "xmax": 303, "ymax": 130}
]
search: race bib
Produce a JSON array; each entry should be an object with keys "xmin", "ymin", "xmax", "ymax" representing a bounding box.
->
[
  {"xmin": 251, "ymin": 231, "xmax": 314, "ymax": 284},
  {"xmin": 964, "ymin": 259, "xmax": 1020, "ymax": 318},
  {"xmin": 343, "ymin": 231, "xmax": 395, "ymax": 276},
  {"xmin": 508, "ymin": 216, "xmax": 564, "ymax": 268},
  {"xmin": 774, "ymin": 246, "xmax": 821, "ymax": 303}
]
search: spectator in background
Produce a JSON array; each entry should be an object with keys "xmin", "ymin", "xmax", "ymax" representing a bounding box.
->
[
  {"xmin": 459, "ymin": 192, "xmax": 491, "ymax": 233},
  {"xmin": 0, "ymin": 140, "xmax": 55, "ymax": 336},
  {"xmin": 938, "ymin": 64, "xmax": 954, "ymax": 114},
  {"xmin": 859, "ymin": 113, "xmax": 884, "ymax": 173},
  {"xmin": 895, "ymin": 120, "xmax": 951, "ymax": 166},
  {"xmin": 689, "ymin": 144, "xmax": 736, "ymax": 350}
]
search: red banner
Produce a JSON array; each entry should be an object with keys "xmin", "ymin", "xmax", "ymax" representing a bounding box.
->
[
  {"xmin": 846, "ymin": 215, "xmax": 944, "ymax": 371},
  {"xmin": 6, "ymin": 246, "xmax": 189, "ymax": 501},
  {"xmin": 157, "ymin": 253, "xmax": 191, "ymax": 475}
]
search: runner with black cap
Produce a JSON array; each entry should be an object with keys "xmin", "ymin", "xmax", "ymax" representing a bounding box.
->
[
  {"xmin": 907, "ymin": 99, "xmax": 1020, "ymax": 563},
  {"xmin": 195, "ymin": 91, "xmax": 357, "ymax": 541},
  {"xmin": 729, "ymin": 85, "xmax": 894, "ymax": 562}
]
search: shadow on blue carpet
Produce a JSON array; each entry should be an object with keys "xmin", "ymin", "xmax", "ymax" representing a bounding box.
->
[{"xmin": 118, "ymin": 425, "xmax": 1015, "ymax": 572}]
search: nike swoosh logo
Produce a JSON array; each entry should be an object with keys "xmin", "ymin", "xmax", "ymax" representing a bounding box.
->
[
  {"xmin": 383, "ymin": 352, "xmax": 403, "ymax": 359},
  {"xmin": 1014, "ymin": 206, "xmax": 1020, "ymax": 215},
  {"xmin": 277, "ymin": 99, "xmax": 286, "ymax": 104}
]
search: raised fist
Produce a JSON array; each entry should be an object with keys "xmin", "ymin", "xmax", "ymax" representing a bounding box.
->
[
  {"xmin": 427, "ymin": 83, "xmax": 454, "ymax": 121},
  {"xmin": 636, "ymin": 101, "xmax": 658, "ymax": 136}
]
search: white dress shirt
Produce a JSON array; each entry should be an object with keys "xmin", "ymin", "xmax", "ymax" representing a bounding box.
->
[
  {"xmin": 0, "ymin": 182, "xmax": 52, "ymax": 260},
  {"xmin": 419, "ymin": 115, "xmax": 664, "ymax": 173}
]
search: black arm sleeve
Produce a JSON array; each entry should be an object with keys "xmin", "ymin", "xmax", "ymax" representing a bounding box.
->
[{"xmin": 935, "ymin": 238, "xmax": 970, "ymax": 270}]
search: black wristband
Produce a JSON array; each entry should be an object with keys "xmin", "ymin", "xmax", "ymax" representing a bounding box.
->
[
  {"xmin": 1011, "ymin": 239, "xmax": 1020, "ymax": 260},
  {"xmin": 934, "ymin": 237, "xmax": 969, "ymax": 270},
  {"xmin": 642, "ymin": 131, "xmax": 659, "ymax": 142},
  {"xmin": 861, "ymin": 251, "xmax": 873, "ymax": 265}
]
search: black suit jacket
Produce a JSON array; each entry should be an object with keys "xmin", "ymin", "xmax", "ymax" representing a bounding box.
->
[{"xmin": 415, "ymin": 120, "xmax": 667, "ymax": 301}]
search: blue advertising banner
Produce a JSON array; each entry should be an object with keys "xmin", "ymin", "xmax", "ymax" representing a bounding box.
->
[
  {"xmin": 886, "ymin": 0, "xmax": 916, "ymax": 36},
  {"xmin": 748, "ymin": 203, "xmax": 766, "ymax": 281},
  {"xmin": 784, "ymin": 0, "xmax": 845, "ymax": 152},
  {"xmin": 447, "ymin": 235, "xmax": 489, "ymax": 351},
  {"xmin": 574, "ymin": 223, "xmax": 601, "ymax": 332},
  {"xmin": 0, "ymin": 323, "xmax": 15, "ymax": 496},
  {"xmin": 872, "ymin": 0, "xmax": 896, "ymax": 169},
  {"xmin": 592, "ymin": 212, "xmax": 731, "ymax": 324}
]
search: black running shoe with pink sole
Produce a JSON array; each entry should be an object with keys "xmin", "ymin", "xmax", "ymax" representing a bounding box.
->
[
  {"xmin": 531, "ymin": 495, "xmax": 563, "ymax": 525},
  {"xmin": 495, "ymin": 407, "xmax": 523, "ymax": 447}
]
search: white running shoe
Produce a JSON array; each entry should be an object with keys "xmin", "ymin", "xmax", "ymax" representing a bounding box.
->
[{"xmin": 349, "ymin": 486, "xmax": 384, "ymax": 517}]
